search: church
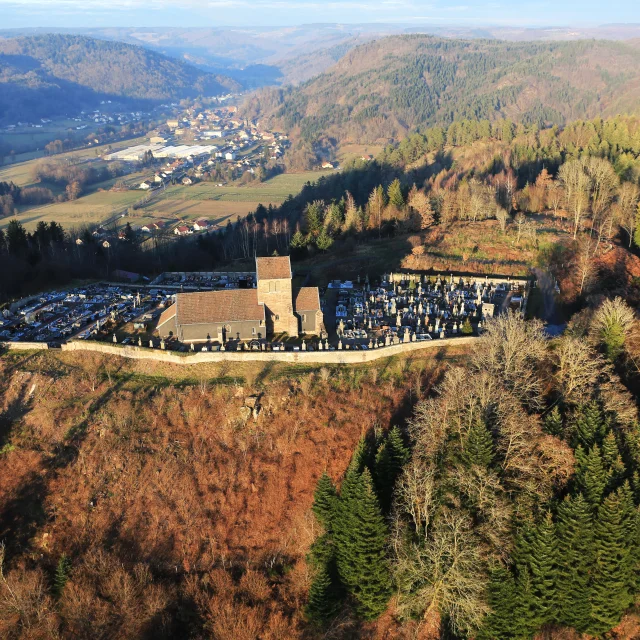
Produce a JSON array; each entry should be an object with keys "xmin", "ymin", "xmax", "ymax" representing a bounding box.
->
[{"xmin": 156, "ymin": 256, "xmax": 323, "ymax": 343}]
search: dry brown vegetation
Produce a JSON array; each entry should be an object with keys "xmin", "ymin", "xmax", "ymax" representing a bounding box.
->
[{"xmin": 0, "ymin": 348, "xmax": 465, "ymax": 639}]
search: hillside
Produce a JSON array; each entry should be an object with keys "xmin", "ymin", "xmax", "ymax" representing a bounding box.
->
[
  {"xmin": 245, "ymin": 35, "xmax": 640, "ymax": 145},
  {"xmin": 0, "ymin": 34, "xmax": 240, "ymax": 124}
]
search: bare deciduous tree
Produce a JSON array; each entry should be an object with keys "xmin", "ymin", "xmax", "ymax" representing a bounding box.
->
[
  {"xmin": 394, "ymin": 511, "xmax": 489, "ymax": 634},
  {"xmin": 559, "ymin": 159, "xmax": 592, "ymax": 238},
  {"xmin": 553, "ymin": 335, "xmax": 606, "ymax": 404},
  {"xmin": 471, "ymin": 312, "xmax": 547, "ymax": 409}
]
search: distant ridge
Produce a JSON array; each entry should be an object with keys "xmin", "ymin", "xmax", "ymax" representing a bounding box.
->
[
  {"xmin": 0, "ymin": 34, "xmax": 241, "ymax": 123},
  {"xmin": 244, "ymin": 34, "xmax": 640, "ymax": 144}
]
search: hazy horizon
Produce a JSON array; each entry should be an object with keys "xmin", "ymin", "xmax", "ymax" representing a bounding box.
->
[{"xmin": 1, "ymin": 0, "xmax": 639, "ymax": 30}]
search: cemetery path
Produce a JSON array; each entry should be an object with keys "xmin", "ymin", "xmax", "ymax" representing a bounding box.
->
[{"xmin": 533, "ymin": 268, "xmax": 556, "ymax": 322}]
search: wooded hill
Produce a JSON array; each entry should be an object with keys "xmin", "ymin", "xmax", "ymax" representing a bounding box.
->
[
  {"xmin": 244, "ymin": 35, "xmax": 640, "ymax": 146},
  {"xmin": 0, "ymin": 34, "xmax": 241, "ymax": 124}
]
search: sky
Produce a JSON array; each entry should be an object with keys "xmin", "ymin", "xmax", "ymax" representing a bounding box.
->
[{"xmin": 0, "ymin": 0, "xmax": 638, "ymax": 29}]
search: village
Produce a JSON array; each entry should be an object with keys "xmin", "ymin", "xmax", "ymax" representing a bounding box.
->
[{"xmin": 0, "ymin": 256, "xmax": 529, "ymax": 354}]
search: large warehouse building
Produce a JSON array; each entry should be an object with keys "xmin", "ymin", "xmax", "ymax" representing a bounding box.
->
[{"xmin": 156, "ymin": 257, "xmax": 323, "ymax": 342}]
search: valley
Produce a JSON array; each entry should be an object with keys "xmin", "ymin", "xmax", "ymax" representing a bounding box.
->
[{"xmin": 2, "ymin": 13, "xmax": 640, "ymax": 640}]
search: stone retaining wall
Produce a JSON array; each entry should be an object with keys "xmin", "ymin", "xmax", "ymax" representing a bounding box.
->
[{"xmin": 60, "ymin": 336, "xmax": 476, "ymax": 365}]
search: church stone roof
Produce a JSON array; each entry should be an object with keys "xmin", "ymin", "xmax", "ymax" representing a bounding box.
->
[
  {"xmin": 176, "ymin": 290, "xmax": 264, "ymax": 325},
  {"xmin": 294, "ymin": 287, "xmax": 321, "ymax": 311},
  {"xmin": 256, "ymin": 256, "xmax": 292, "ymax": 281}
]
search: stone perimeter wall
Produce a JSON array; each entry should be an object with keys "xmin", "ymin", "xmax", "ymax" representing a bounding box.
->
[
  {"xmin": 1, "ymin": 342, "xmax": 50, "ymax": 351},
  {"xmin": 51, "ymin": 337, "xmax": 476, "ymax": 365}
]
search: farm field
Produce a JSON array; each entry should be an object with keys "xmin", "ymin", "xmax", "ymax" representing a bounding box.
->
[
  {"xmin": 136, "ymin": 170, "xmax": 333, "ymax": 226},
  {"xmin": 0, "ymin": 169, "xmax": 334, "ymax": 232},
  {"xmin": 0, "ymin": 135, "xmax": 147, "ymax": 185},
  {"xmin": 337, "ymin": 142, "xmax": 384, "ymax": 163},
  {"xmin": 0, "ymin": 189, "xmax": 144, "ymax": 232},
  {"xmin": 0, "ymin": 118, "xmax": 98, "ymax": 156}
]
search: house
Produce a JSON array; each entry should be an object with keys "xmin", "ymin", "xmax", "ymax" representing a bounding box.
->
[
  {"xmin": 321, "ymin": 161, "xmax": 335, "ymax": 170},
  {"xmin": 166, "ymin": 120, "xmax": 179, "ymax": 129},
  {"xmin": 225, "ymin": 152, "xmax": 236, "ymax": 161},
  {"xmin": 193, "ymin": 219, "xmax": 210, "ymax": 231},
  {"xmin": 294, "ymin": 287, "xmax": 324, "ymax": 335},
  {"xmin": 139, "ymin": 180, "xmax": 153, "ymax": 190},
  {"xmin": 157, "ymin": 256, "xmax": 323, "ymax": 343},
  {"xmin": 181, "ymin": 176, "xmax": 194, "ymax": 185},
  {"xmin": 174, "ymin": 225, "xmax": 192, "ymax": 236}
]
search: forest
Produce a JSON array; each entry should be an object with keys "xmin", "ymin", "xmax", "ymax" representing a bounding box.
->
[
  {"xmin": 304, "ymin": 308, "xmax": 640, "ymax": 638},
  {"xmin": 244, "ymin": 35, "xmax": 640, "ymax": 161}
]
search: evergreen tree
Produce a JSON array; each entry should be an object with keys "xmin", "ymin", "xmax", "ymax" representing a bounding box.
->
[
  {"xmin": 572, "ymin": 401, "xmax": 606, "ymax": 449},
  {"xmin": 542, "ymin": 406, "xmax": 563, "ymax": 437},
  {"xmin": 478, "ymin": 567, "xmax": 519, "ymax": 640},
  {"xmin": 461, "ymin": 416, "xmax": 494, "ymax": 468},
  {"xmin": 290, "ymin": 229, "xmax": 307, "ymax": 249},
  {"xmin": 575, "ymin": 445, "xmax": 610, "ymax": 506},
  {"xmin": 601, "ymin": 431, "xmax": 626, "ymax": 488},
  {"xmin": 374, "ymin": 426, "xmax": 409, "ymax": 513},
  {"xmin": 513, "ymin": 565, "xmax": 538, "ymax": 639},
  {"xmin": 555, "ymin": 494, "xmax": 593, "ymax": 631},
  {"xmin": 335, "ymin": 468, "xmax": 392, "ymax": 620},
  {"xmin": 461, "ymin": 317, "xmax": 474, "ymax": 335},
  {"xmin": 312, "ymin": 472, "xmax": 338, "ymax": 529},
  {"xmin": 526, "ymin": 514, "xmax": 558, "ymax": 626},
  {"xmin": 387, "ymin": 178, "xmax": 405, "ymax": 209},
  {"xmin": 306, "ymin": 559, "xmax": 343, "ymax": 624},
  {"xmin": 54, "ymin": 554, "xmax": 72, "ymax": 598},
  {"xmin": 315, "ymin": 227, "xmax": 334, "ymax": 252},
  {"xmin": 589, "ymin": 488, "xmax": 635, "ymax": 634}
]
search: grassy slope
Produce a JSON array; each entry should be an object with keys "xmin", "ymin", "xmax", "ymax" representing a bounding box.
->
[{"xmin": 0, "ymin": 346, "xmax": 465, "ymax": 637}]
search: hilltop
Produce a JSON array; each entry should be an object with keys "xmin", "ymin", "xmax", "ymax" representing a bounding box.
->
[
  {"xmin": 244, "ymin": 35, "xmax": 640, "ymax": 145},
  {"xmin": 0, "ymin": 34, "xmax": 241, "ymax": 123}
]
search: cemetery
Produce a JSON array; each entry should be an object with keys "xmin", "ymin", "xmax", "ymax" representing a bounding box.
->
[{"xmin": 329, "ymin": 272, "xmax": 529, "ymax": 349}]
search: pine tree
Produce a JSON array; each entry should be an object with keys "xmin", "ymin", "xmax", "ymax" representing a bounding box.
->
[
  {"xmin": 290, "ymin": 229, "xmax": 307, "ymax": 249},
  {"xmin": 526, "ymin": 514, "xmax": 558, "ymax": 627},
  {"xmin": 54, "ymin": 554, "xmax": 72, "ymax": 598},
  {"xmin": 478, "ymin": 567, "xmax": 519, "ymax": 640},
  {"xmin": 335, "ymin": 468, "xmax": 391, "ymax": 620},
  {"xmin": 575, "ymin": 445, "xmax": 610, "ymax": 506},
  {"xmin": 315, "ymin": 227, "xmax": 334, "ymax": 252},
  {"xmin": 374, "ymin": 426, "xmax": 409, "ymax": 512},
  {"xmin": 461, "ymin": 317, "xmax": 473, "ymax": 335},
  {"xmin": 387, "ymin": 178, "xmax": 405, "ymax": 209},
  {"xmin": 312, "ymin": 472, "xmax": 338, "ymax": 529},
  {"xmin": 572, "ymin": 401, "xmax": 606, "ymax": 449},
  {"xmin": 542, "ymin": 406, "xmax": 563, "ymax": 437},
  {"xmin": 555, "ymin": 494, "xmax": 593, "ymax": 631},
  {"xmin": 588, "ymin": 488, "xmax": 635, "ymax": 634},
  {"xmin": 601, "ymin": 431, "xmax": 626, "ymax": 488},
  {"xmin": 461, "ymin": 416, "xmax": 494, "ymax": 468},
  {"xmin": 306, "ymin": 559, "xmax": 343, "ymax": 624},
  {"xmin": 513, "ymin": 565, "xmax": 538, "ymax": 639}
]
